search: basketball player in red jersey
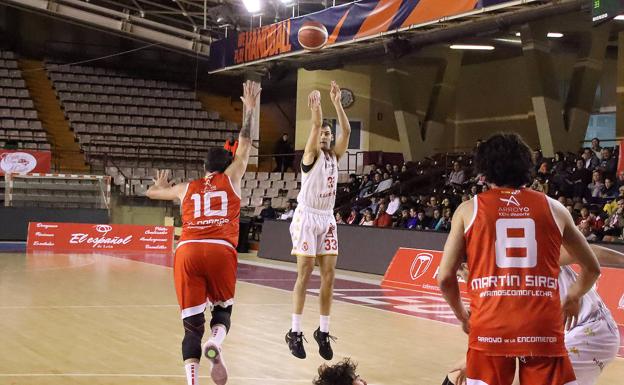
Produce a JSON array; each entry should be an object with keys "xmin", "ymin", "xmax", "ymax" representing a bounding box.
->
[
  {"xmin": 146, "ymin": 80, "xmax": 261, "ymax": 385},
  {"xmin": 438, "ymin": 133, "xmax": 601, "ymax": 385}
]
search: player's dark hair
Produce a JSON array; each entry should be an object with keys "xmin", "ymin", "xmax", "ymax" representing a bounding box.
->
[
  {"xmin": 321, "ymin": 120, "xmax": 332, "ymax": 130},
  {"xmin": 204, "ymin": 147, "xmax": 232, "ymax": 173},
  {"xmin": 474, "ymin": 133, "xmax": 533, "ymax": 189},
  {"xmin": 313, "ymin": 358, "xmax": 358, "ymax": 385}
]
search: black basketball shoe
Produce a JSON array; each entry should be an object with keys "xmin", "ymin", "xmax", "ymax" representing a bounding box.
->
[
  {"xmin": 285, "ymin": 329, "xmax": 307, "ymax": 359},
  {"xmin": 313, "ymin": 327, "xmax": 337, "ymax": 360}
]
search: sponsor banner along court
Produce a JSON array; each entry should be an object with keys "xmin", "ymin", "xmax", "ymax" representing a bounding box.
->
[
  {"xmin": 27, "ymin": 222, "xmax": 174, "ymax": 253},
  {"xmin": 382, "ymin": 247, "xmax": 624, "ymax": 326},
  {"xmin": 0, "ymin": 150, "xmax": 51, "ymax": 175}
]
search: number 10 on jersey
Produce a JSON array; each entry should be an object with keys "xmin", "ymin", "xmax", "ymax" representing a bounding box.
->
[{"xmin": 190, "ymin": 191, "xmax": 228, "ymax": 219}]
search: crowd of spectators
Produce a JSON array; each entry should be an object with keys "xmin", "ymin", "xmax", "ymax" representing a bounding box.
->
[{"xmin": 270, "ymin": 137, "xmax": 623, "ymax": 243}]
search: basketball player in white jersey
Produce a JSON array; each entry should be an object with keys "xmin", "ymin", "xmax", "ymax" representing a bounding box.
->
[
  {"xmin": 444, "ymin": 244, "xmax": 621, "ymax": 385},
  {"xmin": 286, "ymin": 81, "xmax": 351, "ymax": 360}
]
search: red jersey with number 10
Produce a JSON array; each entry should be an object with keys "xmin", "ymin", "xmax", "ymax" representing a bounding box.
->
[
  {"xmin": 464, "ymin": 188, "xmax": 566, "ymax": 357},
  {"xmin": 179, "ymin": 173, "xmax": 240, "ymax": 248}
]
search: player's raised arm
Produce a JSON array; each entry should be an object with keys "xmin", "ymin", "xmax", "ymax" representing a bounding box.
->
[
  {"xmin": 226, "ymin": 80, "xmax": 261, "ymax": 186},
  {"xmin": 438, "ymin": 200, "xmax": 471, "ymax": 334},
  {"xmin": 560, "ymin": 243, "xmax": 624, "ymax": 268},
  {"xmin": 551, "ymin": 199, "xmax": 601, "ymax": 330},
  {"xmin": 329, "ymin": 81, "xmax": 351, "ymax": 160},
  {"xmin": 145, "ymin": 170, "xmax": 187, "ymax": 201},
  {"xmin": 302, "ymin": 90, "xmax": 322, "ymax": 167}
]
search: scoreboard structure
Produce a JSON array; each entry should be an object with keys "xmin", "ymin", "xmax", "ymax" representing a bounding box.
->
[{"xmin": 592, "ymin": 0, "xmax": 624, "ymax": 24}]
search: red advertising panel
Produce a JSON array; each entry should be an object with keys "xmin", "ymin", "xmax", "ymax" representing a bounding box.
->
[
  {"xmin": 382, "ymin": 248, "xmax": 467, "ymax": 294},
  {"xmin": 27, "ymin": 222, "xmax": 174, "ymax": 253},
  {"xmin": 382, "ymin": 248, "xmax": 624, "ymax": 326},
  {"xmin": 0, "ymin": 150, "xmax": 51, "ymax": 175}
]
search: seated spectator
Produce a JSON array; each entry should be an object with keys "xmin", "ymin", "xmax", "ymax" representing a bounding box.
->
[
  {"xmin": 358, "ymin": 174, "xmax": 374, "ymax": 197},
  {"xmin": 279, "ymin": 200, "xmax": 297, "ymax": 220},
  {"xmin": 537, "ymin": 162, "xmax": 551, "ymax": 180},
  {"xmin": 395, "ymin": 208, "xmax": 410, "ymax": 228},
  {"xmin": 469, "ymin": 185, "xmax": 479, "ymax": 198},
  {"xmin": 359, "ymin": 209, "xmax": 374, "ymax": 226},
  {"xmin": 602, "ymin": 197, "xmax": 624, "ymax": 240},
  {"xmin": 530, "ymin": 176, "xmax": 549, "ymax": 195},
  {"xmin": 602, "ymin": 178, "xmax": 618, "ymax": 200},
  {"xmin": 461, "ymin": 194, "xmax": 470, "ymax": 202},
  {"xmin": 481, "ymin": 185, "xmax": 489, "ymax": 193},
  {"xmin": 392, "ymin": 164, "xmax": 401, "ymax": 180},
  {"xmin": 344, "ymin": 174, "xmax": 359, "ymax": 194},
  {"xmin": 368, "ymin": 164, "xmax": 380, "ymax": 179},
  {"xmin": 447, "ymin": 162, "xmax": 466, "ymax": 186},
  {"xmin": 578, "ymin": 220, "xmax": 598, "ymax": 242},
  {"xmin": 374, "ymin": 174, "xmax": 394, "ymax": 194},
  {"xmin": 257, "ymin": 199, "xmax": 276, "ymax": 221},
  {"xmin": 597, "ymin": 148, "xmax": 617, "ymax": 179},
  {"xmin": 385, "ymin": 164, "xmax": 393, "ymax": 176},
  {"xmin": 588, "ymin": 171, "xmax": 605, "ymax": 199},
  {"xmin": 406, "ymin": 207, "xmax": 419, "ymax": 229},
  {"xmin": 373, "ymin": 202, "xmax": 393, "ymax": 227},
  {"xmin": 401, "ymin": 164, "xmax": 408, "ymax": 174},
  {"xmin": 440, "ymin": 197, "xmax": 453, "ymax": 211},
  {"xmin": 425, "ymin": 196, "xmax": 440, "ymax": 218},
  {"xmin": 399, "ymin": 195, "xmax": 410, "ymax": 211},
  {"xmin": 251, "ymin": 199, "xmax": 277, "ymax": 240},
  {"xmin": 582, "ymin": 148, "xmax": 600, "ymax": 171},
  {"xmin": 439, "ymin": 208, "xmax": 452, "ymax": 232},
  {"xmin": 386, "ymin": 193, "xmax": 400, "ymax": 216},
  {"xmin": 430, "ymin": 209, "xmax": 443, "ymax": 231},
  {"xmin": 346, "ymin": 208, "xmax": 360, "ymax": 225},
  {"xmin": 474, "ymin": 173, "xmax": 487, "ymax": 186},
  {"xmin": 361, "ymin": 196, "xmax": 379, "ymax": 216},
  {"xmin": 335, "ymin": 211, "xmax": 345, "ymax": 224},
  {"xmin": 415, "ymin": 211, "xmax": 430, "ymax": 230}
]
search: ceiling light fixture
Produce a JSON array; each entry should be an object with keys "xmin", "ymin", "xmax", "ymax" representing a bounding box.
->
[
  {"xmin": 450, "ymin": 44, "xmax": 495, "ymax": 50},
  {"xmin": 242, "ymin": 0, "xmax": 262, "ymax": 13},
  {"xmin": 615, "ymin": 14, "xmax": 624, "ymax": 20},
  {"xmin": 547, "ymin": 32, "xmax": 563, "ymax": 38}
]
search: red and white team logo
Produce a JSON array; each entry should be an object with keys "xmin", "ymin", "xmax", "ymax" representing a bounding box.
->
[
  {"xmin": 302, "ymin": 242, "xmax": 309, "ymax": 252},
  {"xmin": 499, "ymin": 195, "xmax": 520, "ymax": 207},
  {"xmin": 326, "ymin": 224, "xmax": 335, "ymax": 238},
  {"xmin": 0, "ymin": 151, "xmax": 37, "ymax": 174},
  {"xmin": 410, "ymin": 253, "xmax": 433, "ymax": 280}
]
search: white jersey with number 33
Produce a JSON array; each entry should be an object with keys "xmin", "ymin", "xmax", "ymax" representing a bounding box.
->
[{"xmin": 297, "ymin": 150, "xmax": 338, "ymax": 211}]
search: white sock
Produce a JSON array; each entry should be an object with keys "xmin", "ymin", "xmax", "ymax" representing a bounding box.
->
[
  {"xmin": 209, "ymin": 324, "xmax": 227, "ymax": 346},
  {"xmin": 320, "ymin": 315, "xmax": 330, "ymax": 333},
  {"xmin": 291, "ymin": 313, "xmax": 303, "ymax": 333},
  {"xmin": 185, "ymin": 362, "xmax": 199, "ymax": 385}
]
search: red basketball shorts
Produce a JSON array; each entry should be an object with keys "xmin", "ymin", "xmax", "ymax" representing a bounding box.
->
[
  {"xmin": 466, "ymin": 348, "xmax": 577, "ymax": 385},
  {"xmin": 174, "ymin": 240, "xmax": 237, "ymax": 319}
]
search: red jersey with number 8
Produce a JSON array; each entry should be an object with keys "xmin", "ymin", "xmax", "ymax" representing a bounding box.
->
[
  {"xmin": 179, "ymin": 173, "xmax": 240, "ymax": 248},
  {"xmin": 464, "ymin": 188, "xmax": 566, "ymax": 357}
]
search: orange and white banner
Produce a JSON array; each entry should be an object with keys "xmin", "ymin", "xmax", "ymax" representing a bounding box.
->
[
  {"xmin": 27, "ymin": 222, "xmax": 174, "ymax": 253},
  {"xmin": 382, "ymin": 247, "xmax": 624, "ymax": 326}
]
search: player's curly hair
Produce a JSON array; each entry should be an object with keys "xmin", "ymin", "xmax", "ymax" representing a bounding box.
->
[
  {"xmin": 313, "ymin": 358, "xmax": 358, "ymax": 385},
  {"xmin": 204, "ymin": 147, "xmax": 233, "ymax": 173},
  {"xmin": 474, "ymin": 133, "xmax": 534, "ymax": 189}
]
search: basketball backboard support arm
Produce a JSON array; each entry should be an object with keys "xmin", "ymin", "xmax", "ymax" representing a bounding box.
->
[{"xmin": 3, "ymin": 0, "xmax": 211, "ymax": 58}]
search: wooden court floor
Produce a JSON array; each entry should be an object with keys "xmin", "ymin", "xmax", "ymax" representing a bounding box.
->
[{"xmin": 0, "ymin": 251, "xmax": 622, "ymax": 385}]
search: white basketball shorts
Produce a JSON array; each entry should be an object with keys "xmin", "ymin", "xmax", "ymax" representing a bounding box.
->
[
  {"xmin": 565, "ymin": 316, "xmax": 620, "ymax": 385},
  {"xmin": 289, "ymin": 205, "xmax": 338, "ymax": 258}
]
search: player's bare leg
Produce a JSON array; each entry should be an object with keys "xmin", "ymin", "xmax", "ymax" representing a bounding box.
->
[
  {"xmin": 286, "ymin": 256, "xmax": 315, "ymax": 358},
  {"xmin": 314, "ymin": 254, "xmax": 337, "ymax": 360}
]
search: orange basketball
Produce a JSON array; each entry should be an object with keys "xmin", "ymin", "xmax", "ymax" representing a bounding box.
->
[{"xmin": 298, "ymin": 21, "xmax": 328, "ymax": 51}]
